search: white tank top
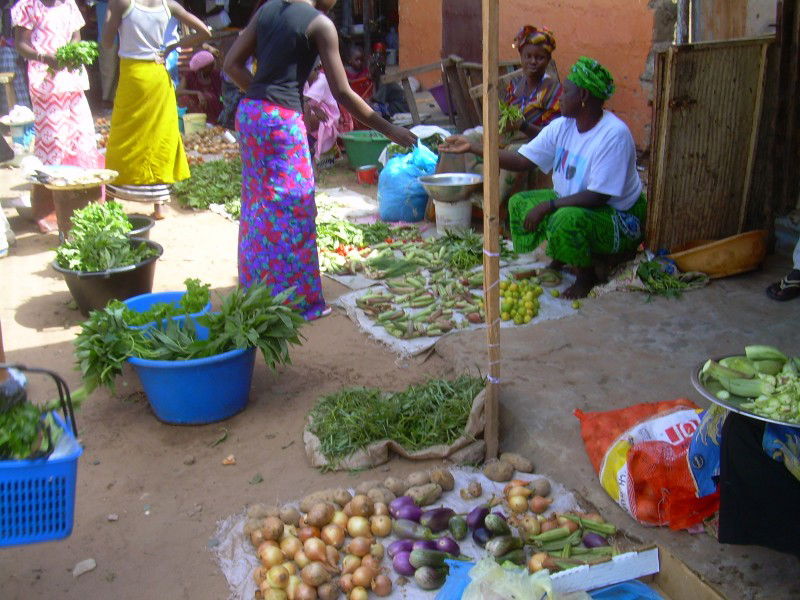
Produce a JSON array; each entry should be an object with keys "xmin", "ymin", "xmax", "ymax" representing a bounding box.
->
[{"xmin": 118, "ymin": 0, "xmax": 171, "ymax": 60}]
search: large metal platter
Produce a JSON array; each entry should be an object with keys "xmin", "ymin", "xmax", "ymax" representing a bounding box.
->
[
  {"xmin": 691, "ymin": 356, "xmax": 800, "ymax": 428},
  {"xmin": 30, "ymin": 165, "xmax": 119, "ymax": 190}
]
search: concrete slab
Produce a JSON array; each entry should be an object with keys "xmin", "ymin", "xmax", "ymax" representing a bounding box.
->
[{"xmin": 436, "ymin": 255, "xmax": 800, "ymax": 599}]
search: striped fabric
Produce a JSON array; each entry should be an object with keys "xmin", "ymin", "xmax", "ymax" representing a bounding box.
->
[{"xmin": 106, "ymin": 183, "xmax": 171, "ymax": 204}]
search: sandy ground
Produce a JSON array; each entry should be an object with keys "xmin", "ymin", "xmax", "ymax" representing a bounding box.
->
[{"xmin": 1, "ymin": 160, "xmax": 799, "ymax": 599}]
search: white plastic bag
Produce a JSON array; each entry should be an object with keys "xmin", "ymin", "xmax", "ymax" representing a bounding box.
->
[{"xmin": 462, "ymin": 558, "xmax": 591, "ymax": 600}]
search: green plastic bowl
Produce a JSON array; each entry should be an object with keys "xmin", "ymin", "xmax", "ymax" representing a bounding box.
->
[{"xmin": 339, "ymin": 130, "xmax": 390, "ymax": 169}]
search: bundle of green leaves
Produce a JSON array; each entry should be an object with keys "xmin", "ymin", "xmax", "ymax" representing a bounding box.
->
[
  {"xmin": 55, "ymin": 202, "xmax": 157, "ymax": 272},
  {"xmin": 173, "ymin": 158, "xmax": 242, "ymax": 210},
  {"xmin": 106, "ymin": 278, "xmax": 211, "ymax": 326},
  {"xmin": 0, "ymin": 403, "xmax": 62, "ymax": 460},
  {"xmin": 75, "ymin": 282, "xmax": 305, "ymax": 392},
  {"xmin": 54, "ymin": 41, "xmax": 99, "ymax": 71}
]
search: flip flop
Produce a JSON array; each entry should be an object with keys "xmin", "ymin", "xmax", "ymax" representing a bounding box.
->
[{"xmin": 766, "ymin": 271, "xmax": 800, "ymax": 301}]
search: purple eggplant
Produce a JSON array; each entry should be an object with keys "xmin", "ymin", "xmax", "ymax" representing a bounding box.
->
[
  {"xmin": 420, "ymin": 507, "xmax": 455, "ymax": 533},
  {"xmin": 435, "ymin": 536, "xmax": 460, "ymax": 555},
  {"xmin": 392, "ymin": 518, "xmax": 436, "ymax": 540},
  {"xmin": 466, "ymin": 506, "xmax": 489, "ymax": 530},
  {"xmin": 583, "ymin": 532, "xmax": 608, "ymax": 548},
  {"xmin": 389, "ymin": 495, "xmax": 416, "ymax": 518},
  {"xmin": 395, "ymin": 503, "xmax": 423, "ymax": 522},
  {"xmin": 472, "ymin": 526, "xmax": 493, "ymax": 547},
  {"xmin": 392, "ymin": 550, "xmax": 416, "ymax": 576},
  {"xmin": 387, "ymin": 538, "xmax": 414, "ymax": 558},
  {"xmin": 412, "ymin": 540, "xmax": 438, "ymax": 551}
]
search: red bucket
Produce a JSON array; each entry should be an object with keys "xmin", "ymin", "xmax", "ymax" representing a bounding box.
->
[{"xmin": 356, "ymin": 164, "xmax": 379, "ymax": 185}]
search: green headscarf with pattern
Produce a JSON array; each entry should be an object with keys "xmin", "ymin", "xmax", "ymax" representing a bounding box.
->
[{"xmin": 567, "ymin": 56, "xmax": 615, "ymax": 101}]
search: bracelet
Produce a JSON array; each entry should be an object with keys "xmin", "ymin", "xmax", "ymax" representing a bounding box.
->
[{"xmin": 549, "ymin": 198, "xmax": 557, "ymax": 212}]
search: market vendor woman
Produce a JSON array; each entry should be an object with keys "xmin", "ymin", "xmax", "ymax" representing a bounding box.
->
[{"xmin": 442, "ymin": 57, "xmax": 645, "ymax": 299}]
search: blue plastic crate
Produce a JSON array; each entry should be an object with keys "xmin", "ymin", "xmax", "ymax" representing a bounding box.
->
[{"xmin": 0, "ymin": 413, "xmax": 82, "ymax": 547}]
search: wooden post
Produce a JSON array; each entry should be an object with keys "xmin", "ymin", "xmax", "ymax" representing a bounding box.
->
[{"xmin": 481, "ymin": 0, "xmax": 500, "ymax": 461}]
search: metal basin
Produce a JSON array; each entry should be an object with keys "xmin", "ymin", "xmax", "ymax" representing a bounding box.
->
[{"xmin": 418, "ymin": 173, "xmax": 483, "ymax": 203}]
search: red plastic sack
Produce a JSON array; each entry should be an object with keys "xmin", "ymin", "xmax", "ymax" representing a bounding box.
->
[{"xmin": 574, "ymin": 399, "xmax": 719, "ymax": 530}]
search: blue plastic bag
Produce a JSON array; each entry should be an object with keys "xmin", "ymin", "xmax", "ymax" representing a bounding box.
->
[
  {"xmin": 377, "ymin": 142, "xmax": 438, "ymax": 222},
  {"xmin": 590, "ymin": 580, "xmax": 663, "ymax": 599}
]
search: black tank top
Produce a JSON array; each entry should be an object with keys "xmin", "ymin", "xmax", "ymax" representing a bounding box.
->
[{"xmin": 245, "ymin": 0, "xmax": 321, "ymax": 112}]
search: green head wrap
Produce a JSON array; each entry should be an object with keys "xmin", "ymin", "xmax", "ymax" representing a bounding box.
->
[{"xmin": 567, "ymin": 56, "xmax": 615, "ymax": 101}]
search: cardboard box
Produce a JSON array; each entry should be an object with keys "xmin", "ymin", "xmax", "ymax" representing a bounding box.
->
[{"xmin": 550, "ymin": 546, "xmax": 725, "ymax": 599}]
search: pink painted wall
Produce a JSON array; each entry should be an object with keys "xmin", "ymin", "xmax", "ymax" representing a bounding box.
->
[{"xmin": 400, "ymin": 0, "xmax": 654, "ymax": 147}]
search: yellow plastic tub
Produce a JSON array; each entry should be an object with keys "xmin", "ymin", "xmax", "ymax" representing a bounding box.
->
[{"xmin": 667, "ymin": 229, "xmax": 767, "ymax": 279}]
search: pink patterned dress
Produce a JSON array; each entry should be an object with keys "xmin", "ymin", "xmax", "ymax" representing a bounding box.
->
[{"xmin": 11, "ymin": 0, "xmax": 98, "ymax": 167}]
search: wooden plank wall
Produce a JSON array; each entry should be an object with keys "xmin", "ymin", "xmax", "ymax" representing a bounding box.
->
[
  {"xmin": 774, "ymin": 0, "xmax": 800, "ymax": 214},
  {"xmin": 646, "ymin": 39, "xmax": 770, "ymax": 251}
]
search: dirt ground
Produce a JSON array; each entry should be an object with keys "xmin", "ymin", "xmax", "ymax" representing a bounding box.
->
[{"xmin": 1, "ymin": 161, "xmax": 799, "ymax": 599}]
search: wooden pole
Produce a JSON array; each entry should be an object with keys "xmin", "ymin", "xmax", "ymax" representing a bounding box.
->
[{"xmin": 481, "ymin": 0, "xmax": 500, "ymax": 461}]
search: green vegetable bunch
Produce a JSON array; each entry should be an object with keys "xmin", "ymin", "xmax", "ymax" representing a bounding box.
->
[
  {"xmin": 385, "ymin": 134, "xmax": 446, "ymax": 161},
  {"xmin": 106, "ymin": 278, "xmax": 211, "ymax": 326},
  {"xmin": 53, "ymin": 41, "xmax": 99, "ymax": 72},
  {"xmin": 75, "ymin": 282, "xmax": 305, "ymax": 392},
  {"xmin": 308, "ymin": 374, "xmax": 484, "ymax": 468},
  {"xmin": 55, "ymin": 201, "xmax": 157, "ymax": 272},
  {"xmin": 499, "ymin": 100, "xmax": 524, "ymax": 135},
  {"xmin": 0, "ymin": 403, "xmax": 61, "ymax": 460},
  {"xmin": 432, "ymin": 229, "xmax": 516, "ymax": 272},
  {"xmin": 173, "ymin": 158, "xmax": 242, "ymax": 210},
  {"xmin": 316, "ymin": 220, "xmax": 420, "ymax": 251},
  {"xmin": 636, "ymin": 260, "xmax": 691, "ymax": 299}
]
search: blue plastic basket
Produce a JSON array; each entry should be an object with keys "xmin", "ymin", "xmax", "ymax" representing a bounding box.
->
[
  {"xmin": 122, "ymin": 290, "xmax": 212, "ymax": 330},
  {"xmin": 127, "ymin": 315, "xmax": 256, "ymax": 424},
  {"xmin": 0, "ymin": 413, "xmax": 83, "ymax": 547}
]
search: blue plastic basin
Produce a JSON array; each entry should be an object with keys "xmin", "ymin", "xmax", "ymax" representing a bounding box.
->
[
  {"xmin": 127, "ymin": 315, "xmax": 256, "ymax": 424},
  {"xmin": 122, "ymin": 291, "xmax": 212, "ymax": 330}
]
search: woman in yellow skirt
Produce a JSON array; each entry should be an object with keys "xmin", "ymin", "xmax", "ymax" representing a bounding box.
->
[{"xmin": 101, "ymin": 0, "xmax": 209, "ymax": 218}]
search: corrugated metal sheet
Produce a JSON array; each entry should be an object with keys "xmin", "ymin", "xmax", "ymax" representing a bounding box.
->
[{"xmin": 647, "ymin": 38, "xmax": 772, "ymax": 251}]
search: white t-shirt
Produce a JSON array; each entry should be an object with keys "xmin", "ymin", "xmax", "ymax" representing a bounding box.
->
[{"xmin": 518, "ymin": 111, "xmax": 642, "ymax": 211}]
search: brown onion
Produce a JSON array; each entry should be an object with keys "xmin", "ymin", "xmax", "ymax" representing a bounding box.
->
[
  {"xmin": 294, "ymin": 550, "xmax": 311, "ymax": 568},
  {"xmin": 282, "ymin": 562, "xmax": 297, "ymax": 576},
  {"xmin": 540, "ymin": 518, "xmax": 559, "ymax": 533},
  {"xmin": 351, "ymin": 566, "xmax": 375, "ymax": 588},
  {"xmin": 298, "ymin": 526, "xmax": 321, "ymax": 542},
  {"xmin": 262, "ymin": 516, "xmax": 286, "ymax": 541},
  {"xmin": 267, "ymin": 565, "xmax": 290, "ymax": 589},
  {"xmin": 317, "ymin": 582, "xmax": 339, "ymax": 600},
  {"xmin": 347, "ymin": 517, "xmax": 371, "ymax": 539},
  {"xmin": 325, "ymin": 545, "xmax": 340, "ymax": 569},
  {"xmin": 349, "ymin": 495, "xmax": 374, "ymax": 518},
  {"xmin": 369, "ymin": 543, "xmax": 384, "ymax": 560},
  {"xmin": 259, "ymin": 545, "xmax": 285, "ymax": 568},
  {"xmin": 321, "ymin": 524, "xmax": 345, "ymax": 548},
  {"xmin": 529, "ymin": 496, "xmax": 553, "ymax": 514},
  {"xmin": 360, "ymin": 554, "xmax": 381, "ymax": 573},
  {"xmin": 253, "ymin": 565, "xmax": 267, "ymax": 585},
  {"xmin": 371, "ymin": 574, "xmax": 392, "ymax": 597},
  {"xmin": 373, "ymin": 502, "xmax": 389, "ymax": 517},
  {"xmin": 300, "ymin": 561, "xmax": 331, "ymax": 587},
  {"xmin": 349, "ymin": 586, "xmax": 368, "ymax": 600},
  {"xmin": 341, "ymin": 554, "xmax": 361, "ymax": 575},
  {"xmin": 251, "ymin": 529, "xmax": 266, "ymax": 547},
  {"xmin": 331, "ymin": 510, "xmax": 349, "ymax": 529},
  {"xmin": 295, "ymin": 583, "xmax": 318, "ymax": 600},
  {"xmin": 557, "ymin": 516, "xmax": 579, "ymax": 533},
  {"xmin": 347, "ymin": 537, "xmax": 371, "ymax": 558},
  {"xmin": 286, "ymin": 575, "xmax": 302, "ymax": 599},
  {"xmin": 280, "ymin": 536, "xmax": 302, "ymax": 558},
  {"xmin": 339, "ymin": 573, "xmax": 355, "ymax": 593},
  {"xmin": 369, "ymin": 515, "xmax": 392, "ymax": 537},
  {"xmin": 304, "ymin": 537, "xmax": 327, "ymax": 563}
]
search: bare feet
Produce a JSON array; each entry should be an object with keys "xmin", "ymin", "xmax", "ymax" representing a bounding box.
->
[
  {"xmin": 562, "ymin": 267, "xmax": 597, "ymax": 299},
  {"xmin": 35, "ymin": 215, "xmax": 58, "ymax": 234},
  {"xmin": 152, "ymin": 203, "xmax": 166, "ymax": 220}
]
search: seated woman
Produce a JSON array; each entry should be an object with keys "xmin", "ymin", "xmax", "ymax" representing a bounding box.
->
[
  {"xmin": 178, "ymin": 49, "xmax": 223, "ymax": 124},
  {"xmin": 442, "ymin": 57, "xmax": 645, "ymax": 299},
  {"xmin": 458, "ymin": 26, "xmax": 562, "ymax": 211}
]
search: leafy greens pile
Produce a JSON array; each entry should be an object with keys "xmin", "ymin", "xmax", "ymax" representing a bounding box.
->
[
  {"xmin": 55, "ymin": 201, "xmax": 158, "ymax": 272},
  {"xmin": 308, "ymin": 375, "xmax": 484, "ymax": 468},
  {"xmin": 173, "ymin": 158, "xmax": 242, "ymax": 210},
  {"xmin": 0, "ymin": 403, "xmax": 62, "ymax": 460},
  {"xmin": 106, "ymin": 278, "xmax": 210, "ymax": 326},
  {"xmin": 316, "ymin": 220, "xmax": 420, "ymax": 251},
  {"xmin": 53, "ymin": 41, "xmax": 98, "ymax": 71},
  {"xmin": 431, "ymin": 229, "xmax": 516, "ymax": 271},
  {"xmin": 75, "ymin": 282, "xmax": 305, "ymax": 392}
]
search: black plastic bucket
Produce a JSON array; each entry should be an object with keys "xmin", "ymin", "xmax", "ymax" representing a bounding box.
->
[
  {"xmin": 52, "ymin": 238, "xmax": 164, "ymax": 316},
  {"xmin": 127, "ymin": 215, "xmax": 155, "ymax": 240}
]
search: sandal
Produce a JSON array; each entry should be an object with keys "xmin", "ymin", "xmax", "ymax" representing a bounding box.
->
[{"xmin": 766, "ymin": 270, "xmax": 800, "ymax": 301}]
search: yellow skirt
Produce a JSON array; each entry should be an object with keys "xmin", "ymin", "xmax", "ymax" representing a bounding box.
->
[{"xmin": 105, "ymin": 58, "xmax": 190, "ymax": 185}]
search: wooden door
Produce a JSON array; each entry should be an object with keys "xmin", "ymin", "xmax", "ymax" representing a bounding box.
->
[
  {"xmin": 646, "ymin": 38, "xmax": 772, "ymax": 251},
  {"xmin": 442, "ymin": 0, "xmax": 482, "ymax": 62}
]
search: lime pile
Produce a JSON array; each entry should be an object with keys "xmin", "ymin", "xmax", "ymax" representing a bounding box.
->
[{"xmin": 499, "ymin": 279, "xmax": 544, "ymax": 324}]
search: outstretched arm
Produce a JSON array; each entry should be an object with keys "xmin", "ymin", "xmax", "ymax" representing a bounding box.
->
[{"xmin": 439, "ymin": 135, "xmax": 534, "ymax": 172}]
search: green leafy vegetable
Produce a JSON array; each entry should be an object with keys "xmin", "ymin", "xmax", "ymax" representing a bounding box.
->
[
  {"xmin": 636, "ymin": 261, "xmax": 692, "ymax": 299},
  {"xmin": 316, "ymin": 220, "xmax": 420, "ymax": 251},
  {"xmin": 74, "ymin": 282, "xmax": 305, "ymax": 392},
  {"xmin": 68, "ymin": 201, "xmax": 131, "ymax": 238},
  {"xmin": 53, "ymin": 41, "xmax": 99, "ymax": 72},
  {"xmin": 431, "ymin": 229, "xmax": 516, "ymax": 271},
  {"xmin": 173, "ymin": 158, "xmax": 242, "ymax": 210},
  {"xmin": 308, "ymin": 375, "xmax": 484, "ymax": 468},
  {"xmin": 499, "ymin": 100, "xmax": 524, "ymax": 135},
  {"xmin": 385, "ymin": 134, "xmax": 447, "ymax": 161},
  {"xmin": 0, "ymin": 403, "xmax": 62, "ymax": 460},
  {"xmin": 106, "ymin": 278, "xmax": 211, "ymax": 326}
]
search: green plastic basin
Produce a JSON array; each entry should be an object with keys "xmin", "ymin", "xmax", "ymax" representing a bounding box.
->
[{"xmin": 339, "ymin": 130, "xmax": 390, "ymax": 169}]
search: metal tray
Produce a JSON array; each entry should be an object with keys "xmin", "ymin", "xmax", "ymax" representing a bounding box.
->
[{"xmin": 690, "ymin": 357, "xmax": 800, "ymax": 428}]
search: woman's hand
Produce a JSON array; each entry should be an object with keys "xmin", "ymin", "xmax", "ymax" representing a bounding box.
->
[
  {"xmin": 439, "ymin": 135, "xmax": 472, "ymax": 154},
  {"xmin": 523, "ymin": 202, "xmax": 551, "ymax": 231},
  {"xmin": 41, "ymin": 54, "xmax": 59, "ymax": 70},
  {"xmin": 387, "ymin": 125, "xmax": 416, "ymax": 148}
]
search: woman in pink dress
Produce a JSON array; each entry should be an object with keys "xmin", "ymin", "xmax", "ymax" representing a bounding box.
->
[{"xmin": 12, "ymin": 0, "xmax": 99, "ymax": 231}]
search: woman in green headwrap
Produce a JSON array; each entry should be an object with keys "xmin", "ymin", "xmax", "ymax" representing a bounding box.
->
[{"xmin": 441, "ymin": 56, "xmax": 646, "ymax": 299}]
